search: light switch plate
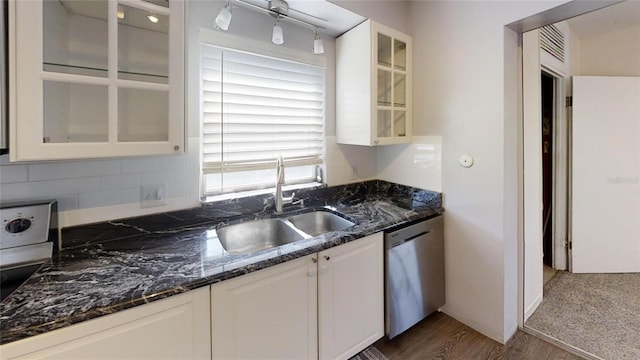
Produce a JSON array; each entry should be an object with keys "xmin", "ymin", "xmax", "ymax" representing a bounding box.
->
[{"xmin": 140, "ymin": 184, "xmax": 166, "ymax": 208}]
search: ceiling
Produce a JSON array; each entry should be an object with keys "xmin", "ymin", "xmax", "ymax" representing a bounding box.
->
[
  {"xmin": 61, "ymin": 0, "xmax": 640, "ymax": 40},
  {"xmin": 235, "ymin": 0, "xmax": 365, "ymax": 37},
  {"xmin": 565, "ymin": 0, "xmax": 640, "ymax": 38}
]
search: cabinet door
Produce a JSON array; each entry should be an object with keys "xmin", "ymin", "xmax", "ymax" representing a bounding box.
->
[
  {"xmin": 336, "ymin": 19, "xmax": 411, "ymax": 146},
  {"xmin": 373, "ymin": 24, "xmax": 412, "ymax": 145},
  {"xmin": 211, "ymin": 254, "xmax": 318, "ymax": 360},
  {"xmin": 318, "ymin": 233, "xmax": 384, "ymax": 360},
  {"xmin": 0, "ymin": 287, "xmax": 211, "ymax": 360},
  {"xmin": 10, "ymin": 0, "xmax": 184, "ymax": 161}
]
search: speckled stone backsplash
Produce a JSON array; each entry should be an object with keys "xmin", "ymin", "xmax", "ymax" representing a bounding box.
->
[{"xmin": 61, "ymin": 180, "xmax": 441, "ymax": 249}]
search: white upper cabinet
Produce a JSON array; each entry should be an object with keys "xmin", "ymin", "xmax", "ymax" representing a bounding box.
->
[
  {"xmin": 336, "ymin": 20, "xmax": 412, "ymax": 146},
  {"xmin": 9, "ymin": 0, "xmax": 185, "ymax": 161}
]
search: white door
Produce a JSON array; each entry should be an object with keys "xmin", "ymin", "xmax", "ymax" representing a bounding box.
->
[{"xmin": 571, "ymin": 76, "xmax": 640, "ymax": 273}]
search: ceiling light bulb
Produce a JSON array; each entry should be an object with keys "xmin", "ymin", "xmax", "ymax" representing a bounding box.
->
[
  {"xmin": 313, "ymin": 32, "xmax": 324, "ymax": 55},
  {"xmin": 272, "ymin": 18, "xmax": 284, "ymax": 45},
  {"xmin": 147, "ymin": 14, "xmax": 159, "ymax": 23},
  {"xmin": 215, "ymin": 4, "xmax": 232, "ymax": 31}
]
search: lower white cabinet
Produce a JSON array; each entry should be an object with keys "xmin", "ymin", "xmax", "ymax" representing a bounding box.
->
[
  {"xmin": 211, "ymin": 254, "xmax": 319, "ymax": 360},
  {"xmin": 318, "ymin": 233, "xmax": 384, "ymax": 360},
  {"xmin": 0, "ymin": 287, "xmax": 211, "ymax": 360},
  {"xmin": 211, "ymin": 232, "xmax": 384, "ymax": 360}
]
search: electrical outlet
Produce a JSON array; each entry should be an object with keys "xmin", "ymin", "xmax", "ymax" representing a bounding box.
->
[{"xmin": 140, "ymin": 184, "xmax": 166, "ymax": 208}]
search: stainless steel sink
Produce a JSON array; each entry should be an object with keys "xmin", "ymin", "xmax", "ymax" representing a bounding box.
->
[
  {"xmin": 215, "ymin": 210, "xmax": 356, "ymax": 255},
  {"xmin": 286, "ymin": 211, "xmax": 356, "ymax": 236},
  {"xmin": 216, "ymin": 218, "xmax": 305, "ymax": 255}
]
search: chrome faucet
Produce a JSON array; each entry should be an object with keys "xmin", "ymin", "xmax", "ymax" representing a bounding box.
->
[{"xmin": 275, "ymin": 155, "xmax": 295, "ymax": 213}]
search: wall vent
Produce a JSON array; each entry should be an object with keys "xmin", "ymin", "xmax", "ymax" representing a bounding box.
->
[{"xmin": 540, "ymin": 24, "xmax": 565, "ymax": 63}]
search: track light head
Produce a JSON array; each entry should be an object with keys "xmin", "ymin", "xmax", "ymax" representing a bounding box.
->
[
  {"xmin": 272, "ymin": 16, "xmax": 284, "ymax": 45},
  {"xmin": 215, "ymin": 1, "xmax": 232, "ymax": 31},
  {"xmin": 313, "ymin": 29, "xmax": 324, "ymax": 55}
]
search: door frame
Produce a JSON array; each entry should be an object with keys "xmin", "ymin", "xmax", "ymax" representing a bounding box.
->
[
  {"xmin": 522, "ymin": 29, "xmax": 569, "ymax": 322},
  {"xmin": 512, "ymin": 0, "xmax": 623, "ymax": 333},
  {"xmin": 542, "ymin": 65, "xmax": 569, "ymax": 272}
]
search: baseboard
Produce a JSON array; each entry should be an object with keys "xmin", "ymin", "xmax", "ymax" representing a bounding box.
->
[
  {"xmin": 524, "ymin": 294, "xmax": 542, "ymax": 321},
  {"xmin": 505, "ymin": 321, "xmax": 518, "ymax": 343},
  {"xmin": 522, "ymin": 326, "xmax": 605, "ymax": 360}
]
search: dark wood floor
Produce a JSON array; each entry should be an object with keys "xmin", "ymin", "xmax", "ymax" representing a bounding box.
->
[{"xmin": 374, "ymin": 312, "xmax": 583, "ymax": 360}]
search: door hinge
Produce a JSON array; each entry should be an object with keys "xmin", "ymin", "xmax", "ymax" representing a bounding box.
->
[
  {"xmin": 565, "ymin": 96, "xmax": 573, "ymax": 107},
  {"xmin": 566, "ymin": 240, "xmax": 572, "ymax": 250}
]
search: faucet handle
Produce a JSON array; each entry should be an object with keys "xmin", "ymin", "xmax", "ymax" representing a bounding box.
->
[{"xmin": 283, "ymin": 192, "xmax": 295, "ymax": 202}]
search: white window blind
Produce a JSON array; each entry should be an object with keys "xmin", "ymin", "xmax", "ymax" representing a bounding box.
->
[{"xmin": 200, "ymin": 44, "xmax": 324, "ymax": 194}]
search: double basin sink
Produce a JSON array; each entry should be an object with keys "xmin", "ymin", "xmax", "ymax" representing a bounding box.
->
[{"xmin": 216, "ymin": 209, "xmax": 356, "ymax": 255}]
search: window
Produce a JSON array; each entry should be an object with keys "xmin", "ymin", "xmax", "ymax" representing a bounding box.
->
[{"xmin": 200, "ymin": 44, "xmax": 324, "ymax": 195}]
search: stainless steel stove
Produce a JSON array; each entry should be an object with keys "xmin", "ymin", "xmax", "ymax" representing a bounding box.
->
[{"xmin": 0, "ymin": 200, "xmax": 58, "ymax": 302}]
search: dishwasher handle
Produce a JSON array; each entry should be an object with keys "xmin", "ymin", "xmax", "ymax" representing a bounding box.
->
[
  {"xmin": 388, "ymin": 230, "xmax": 430, "ymax": 248},
  {"xmin": 386, "ymin": 217, "xmax": 440, "ymax": 249}
]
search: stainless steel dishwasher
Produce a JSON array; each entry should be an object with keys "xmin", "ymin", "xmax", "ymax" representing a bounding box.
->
[{"xmin": 385, "ymin": 215, "xmax": 444, "ymax": 339}]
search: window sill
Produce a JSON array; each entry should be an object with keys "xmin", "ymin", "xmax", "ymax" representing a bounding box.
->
[{"xmin": 202, "ymin": 182, "xmax": 325, "ymax": 204}]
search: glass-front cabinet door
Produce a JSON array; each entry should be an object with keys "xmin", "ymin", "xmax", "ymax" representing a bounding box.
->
[
  {"xmin": 335, "ymin": 20, "xmax": 412, "ymax": 146},
  {"xmin": 374, "ymin": 26, "xmax": 411, "ymax": 144},
  {"xmin": 10, "ymin": 0, "xmax": 184, "ymax": 161}
]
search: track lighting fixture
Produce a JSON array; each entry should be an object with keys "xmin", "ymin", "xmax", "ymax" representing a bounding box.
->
[
  {"xmin": 272, "ymin": 16, "xmax": 284, "ymax": 45},
  {"xmin": 313, "ymin": 28, "xmax": 324, "ymax": 55},
  {"xmin": 215, "ymin": 0, "xmax": 325, "ymax": 54},
  {"xmin": 215, "ymin": 0, "xmax": 232, "ymax": 31}
]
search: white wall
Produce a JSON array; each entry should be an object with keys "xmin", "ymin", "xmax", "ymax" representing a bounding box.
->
[
  {"xmin": 332, "ymin": 1, "xmax": 410, "ymax": 35},
  {"xmin": 408, "ymin": 0, "xmax": 569, "ymax": 343},
  {"xmin": 376, "ymin": 136, "xmax": 442, "ymax": 192},
  {"xmin": 578, "ymin": 24, "xmax": 640, "ymax": 76}
]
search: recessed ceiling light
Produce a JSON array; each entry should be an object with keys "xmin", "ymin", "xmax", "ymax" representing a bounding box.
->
[
  {"xmin": 147, "ymin": 15, "xmax": 159, "ymax": 23},
  {"xmin": 117, "ymin": 6, "xmax": 125, "ymax": 20}
]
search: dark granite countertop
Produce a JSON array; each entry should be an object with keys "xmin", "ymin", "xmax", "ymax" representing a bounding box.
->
[{"xmin": 0, "ymin": 180, "xmax": 443, "ymax": 345}]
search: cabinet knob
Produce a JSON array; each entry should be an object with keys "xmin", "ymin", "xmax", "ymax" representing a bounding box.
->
[
  {"xmin": 324, "ymin": 256, "xmax": 330, "ymax": 261},
  {"xmin": 173, "ymin": 145, "xmax": 180, "ymax": 151},
  {"xmin": 312, "ymin": 258, "xmax": 318, "ymax": 263}
]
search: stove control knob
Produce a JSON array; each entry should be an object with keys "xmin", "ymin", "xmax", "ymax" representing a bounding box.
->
[{"xmin": 5, "ymin": 218, "xmax": 32, "ymax": 234}]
